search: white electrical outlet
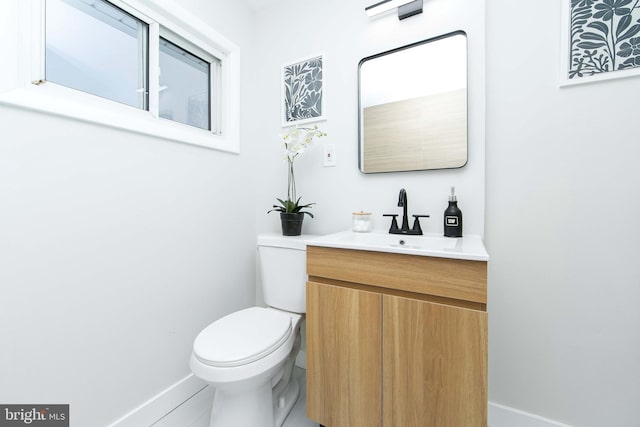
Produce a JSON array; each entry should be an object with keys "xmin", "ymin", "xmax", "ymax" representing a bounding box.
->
[{"xmin": 323, "ymin": 144, "xmax": 337, "ymax": 167}]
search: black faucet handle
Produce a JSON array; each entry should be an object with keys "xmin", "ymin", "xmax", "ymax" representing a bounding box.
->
[
  {"xmin": 383, "ymin": 214, "xmax": 400, "ymax": 233},
  {"xmin": 411, "ymin": 214, "xmax": 430, "ymax": 234}
]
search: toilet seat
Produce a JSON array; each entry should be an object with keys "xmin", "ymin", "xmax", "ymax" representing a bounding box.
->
[{"xmin": 193, "ymin": 307, "xmax": 292, "ymax": 368}]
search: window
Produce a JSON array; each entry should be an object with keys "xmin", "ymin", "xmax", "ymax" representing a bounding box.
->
[
  {"xmin": 159, "ymin": 37, "xmax": 219, "ymax": 131},
  {"xmin": 0, "ymin": 0, "xmax": 240, "ymax": 152},
  {"xmin": 46, "ymin": 0, "xmax": 149, "ymax": 109}
]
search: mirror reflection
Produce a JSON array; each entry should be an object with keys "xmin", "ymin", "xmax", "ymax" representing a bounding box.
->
[{"xmin": 359, "ymin": 31, "xmax": 468, "ymax": 173}]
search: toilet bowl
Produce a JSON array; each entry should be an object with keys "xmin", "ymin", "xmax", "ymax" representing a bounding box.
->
[{"xmin": 190, "ymin": 234, "xmax": 314, "ymax": 427}]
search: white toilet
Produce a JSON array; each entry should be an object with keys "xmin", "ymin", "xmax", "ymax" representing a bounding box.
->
[{"xmin": 190, "ymin": 234, "xmax": 313, "ymax": 427}]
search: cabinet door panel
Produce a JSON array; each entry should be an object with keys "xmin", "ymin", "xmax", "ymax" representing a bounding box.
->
[
  {"xmin": 383, "ymin": 295, "xmax": 487, "ymax": 427},
  {"xmin": 307, "ymin": 282, "xmax": 382, "ymax": 427}
]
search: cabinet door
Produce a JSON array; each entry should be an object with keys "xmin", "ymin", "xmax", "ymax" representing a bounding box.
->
[
  {"xmin": 307, "ymin": 281, "xmax": 382, "ymax": 427},
  {"xmin": 383, "ymin": 295, "xmax": 487, "ymax": 427}
]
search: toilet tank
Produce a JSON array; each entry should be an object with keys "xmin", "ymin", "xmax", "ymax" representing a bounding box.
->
[{"xmin": 257, "ymin": 234, "xmax": 315, "ymax": 314}]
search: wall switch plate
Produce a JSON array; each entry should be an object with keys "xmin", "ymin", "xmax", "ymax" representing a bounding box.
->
[{"xmin": 323, "ymin": 144, "xmax": 337, "ymax": 167}]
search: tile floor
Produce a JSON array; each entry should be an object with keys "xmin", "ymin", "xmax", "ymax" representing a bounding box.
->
[{"xmin": 152, "ymin": 367, "xmax": 319, "ymax": 427}]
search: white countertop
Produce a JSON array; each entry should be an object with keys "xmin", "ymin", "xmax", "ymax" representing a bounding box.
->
[{"xmin": 307, "ymin": 229, "xmax": 489, "ymax": 262}]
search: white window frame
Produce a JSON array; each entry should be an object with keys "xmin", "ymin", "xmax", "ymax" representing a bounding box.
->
[{"xmin": 0, "ymin": 0, "xmax": 241, "ymax": 153}]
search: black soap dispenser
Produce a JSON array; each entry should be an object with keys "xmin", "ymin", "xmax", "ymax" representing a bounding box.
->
[{"xmin": 444, "ymin": 186, "xmax": 463, "ymax": 238}]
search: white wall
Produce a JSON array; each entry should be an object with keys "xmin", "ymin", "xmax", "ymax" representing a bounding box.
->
[
  {"xmin": 0, "ymin": 1, "xmax": 258, "ymax": 426},
  {"xmin": 250, "ymin": 0, "xmax": 486, "ymax": 237},
  {"xmin": 486, "ymin": 1, "xmax": 640, "ymax": 426}
]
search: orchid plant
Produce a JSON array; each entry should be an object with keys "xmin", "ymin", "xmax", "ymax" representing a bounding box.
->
[{"xmin": 268, "ymin": 125, "xmax": 327, "ymax": 217}]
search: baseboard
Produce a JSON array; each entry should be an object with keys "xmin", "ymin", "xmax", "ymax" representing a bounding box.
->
[
  {"xmin": 489, "ymin": 402, "xmax": 572, "ymax": 427},
  {"xmin": 107, "ymin": 374, "xmax": 571, "ymax": 427},
  {"xmin": 107, "ymin": 374, "xmax": 207, "ymax": 427}
]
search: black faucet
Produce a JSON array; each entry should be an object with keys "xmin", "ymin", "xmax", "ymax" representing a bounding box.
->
[
  {"xmin": 383, "ymin": 188, "xmax": 429, "ymax": 235},
  {"xmin": 398, "ymin": 188, "xmax": 409, "ymax": 231}
]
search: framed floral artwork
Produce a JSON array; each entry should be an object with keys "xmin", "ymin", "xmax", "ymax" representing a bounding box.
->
[
  {"xmin": 561, "ymin": 0, "xmax": 640, "ymax": 86},
  {"xmin": 281, "ymin": 54, "xmax": 325, "ymax": 126}
]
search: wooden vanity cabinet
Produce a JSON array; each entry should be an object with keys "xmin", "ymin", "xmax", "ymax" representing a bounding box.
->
[{"xmin": 306, "ymin": 246, "xmax": 488, "ymax": 427}]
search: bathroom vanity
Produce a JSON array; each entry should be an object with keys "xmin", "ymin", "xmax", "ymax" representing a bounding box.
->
[{"xmin": 305, "ymin": 231, "xmax": 489, "ymax": 427}]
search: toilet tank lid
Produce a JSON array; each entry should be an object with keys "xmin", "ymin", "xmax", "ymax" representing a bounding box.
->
[{"xmin": 257, "ymin": 233, "xmax": 318, "ymax": 251}]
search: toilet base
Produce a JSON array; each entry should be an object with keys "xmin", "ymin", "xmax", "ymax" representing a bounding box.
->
[
  {"xmin": 273, "ymin": 375, "xmax": 299, "ymax": 427},
  {"xmin": 209, "ymin": 380, "xmax": 273, "ymax": 427},
  {"xmin": 206, "ymin": 370, "xmax": 301, "ymax": 427}
]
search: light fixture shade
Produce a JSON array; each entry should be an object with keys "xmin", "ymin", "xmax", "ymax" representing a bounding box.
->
[
  {"xmin": 365, "ymin": 0, "xmax": 415, "ymax": 17},
  {"xmin": 398, "ymin": 0, "xmax": 423, "ymax": 20}
]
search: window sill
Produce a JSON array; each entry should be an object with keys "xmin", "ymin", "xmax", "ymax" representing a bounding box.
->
[{"xmin": 0, "ymin": 83, "xmax": 240, "ymax": 154}]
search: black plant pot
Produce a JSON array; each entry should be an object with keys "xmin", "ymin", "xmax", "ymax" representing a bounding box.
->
[{"xmin": 280, "ymin": 212, "xmax": 304, "ymax": 236}]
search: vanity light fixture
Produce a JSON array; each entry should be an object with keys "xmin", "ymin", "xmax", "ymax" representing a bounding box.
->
[{"xmin": 365, "ymin": 0, "xmax": 423, "ymax": 20}]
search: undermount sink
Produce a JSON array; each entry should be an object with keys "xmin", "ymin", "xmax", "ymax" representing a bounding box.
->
[
  {"xmin": 308, "ymin": 230, "xmax": 489, "ymax": 261},
  {"xmin": 336, "ymin": 231, "xmax": 458, "ymax": 250}
]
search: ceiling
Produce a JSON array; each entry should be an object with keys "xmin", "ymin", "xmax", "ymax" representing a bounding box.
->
[
  {"xmin": 245, "ymin": 0, "xmax": 285, "ymax": 11},
  {"xmin": 245, "ymin": 0, "xmax": 377, "ymax": 12}
]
